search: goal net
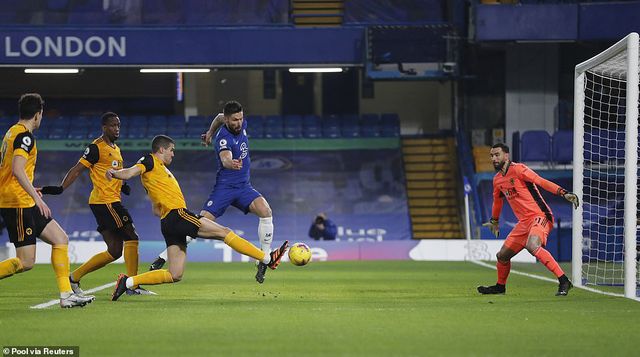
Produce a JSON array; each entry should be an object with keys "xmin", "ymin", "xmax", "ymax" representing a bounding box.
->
[{"xmin": 573, "ymin": 33, "xmax": 639, "ymax": 300}]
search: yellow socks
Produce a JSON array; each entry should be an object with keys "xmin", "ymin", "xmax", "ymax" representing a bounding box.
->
[
  {"xmin": 224, "ymin": 231, "xmax": 266, "ymax": 261},
  {"xmin": 124, "ymin": 240, "xmax": 139, "ymax": 277},
  {"xmin": 51, "ymin": 244, "xmax": 72, "ymax": 294},
  {"xmin": 131, "ymin": 269, "xmax": 173, "ymax": 287},
  {"xmin": 0, "ymin": 257, "xmax": 23, "ymax": 279},
  {"xmin": 71, "ymin": 251, "xmax": 115, "ymax": 282}
]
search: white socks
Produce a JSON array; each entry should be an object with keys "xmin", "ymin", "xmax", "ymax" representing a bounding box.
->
[
  {"xmin": 158, "ymin": 236, "xmax": 195, "ymax": 261},
  {"xmin": 258, "ymin": 217, "xmax": 273, "ymax": 253},
  {"xmin": 126, "ymin": 277, "xmax": 134, "ymax": 289}
]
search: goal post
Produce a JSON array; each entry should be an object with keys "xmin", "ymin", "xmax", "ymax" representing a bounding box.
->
[{"xmin": 573, "ymin": 32, "xmax": 639, "ymax": 300}]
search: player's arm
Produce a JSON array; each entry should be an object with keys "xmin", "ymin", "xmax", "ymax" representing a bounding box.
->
[
  {"xmin": 483, "ymin": 183, "xmax": 503, "ymax": 238},
  {"xmin": 219, "ymin": 150, "xmax": 242, "ymax": 170},
  {"xmin": 107, "ymin": 165, "xmax": 142, "ymax": 181},
  {"xmin": 519, "ymin": 166, "xmax": 579, "ymax": 208},
  {"xmin": 40, "ymin": 162, "xmax": 86, "ymax": 195},
  {"xmin": 202, "ymin": 113, "xmax": 224, "ymax": 146},
  {"xmin": 108, "ymin": 154, "xmax": 154, "ymax": 181},
  {"xmin": 12, "ymin": 156, "xmax": 50, "ymax": 218},
  {"xmin": 41, "ymin": 144, "xmax": 97, "ymax": 195}
]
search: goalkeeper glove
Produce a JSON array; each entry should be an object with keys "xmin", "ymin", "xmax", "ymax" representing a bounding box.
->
[
  {"xmin": 121, "ymin": 182, "xmax": 131, "ymax": 196},
  {"xmin": 558, "ymin": 188, "xmax": 579, "ymax": 209},
  {"xmin": 41, "ymin": 186, "xmax": 64, "ymax": 195},
  {"xmin": 482, "ymin": 218, "xmax": 499, "ymax": 238}
]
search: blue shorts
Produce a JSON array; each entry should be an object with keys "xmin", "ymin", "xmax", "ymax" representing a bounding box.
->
[{"xmin": 201, "ymin": 184, "xmax": 262, "ymax": 218}]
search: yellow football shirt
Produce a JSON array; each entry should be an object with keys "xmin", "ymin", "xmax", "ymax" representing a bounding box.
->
[
  {"xmin": 135, "ymin": 154, "xmax": 187, "ymax": 218},
  {"xmin": 0, "ymin": 123, "xmax": 37, "ymax": 208},
  {"xmin": 79, "ymin": 137, "xmax": 124, "ymax": 204}
]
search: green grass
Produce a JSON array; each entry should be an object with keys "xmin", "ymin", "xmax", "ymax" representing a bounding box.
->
[{"xmin": 1, "ymin": 261, "xmax": 638, "ymax": 356}]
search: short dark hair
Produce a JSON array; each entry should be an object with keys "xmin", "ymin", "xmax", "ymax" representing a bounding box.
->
[
  {"xmin": 151, "ymin": 135, "xmax": 175, "ymax": 153},
  {"xmin": 491, "ymin": 143, "xmax": 510, "ymax": 153},
  {"xmin": 18, "ymin": 93, "xmax": 44, "ymax": 120},
  {"xmin": 101, "ymin": 112, "xmax": 119, "ymax": 125},
  {"xmin": 223, "ymin": 101, "xmax": 243, "ymax": 116}
]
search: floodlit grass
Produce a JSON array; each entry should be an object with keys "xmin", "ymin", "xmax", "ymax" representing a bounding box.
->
[{"xmin": 0, "ymin": 261, "xmax": 637, "ymax": 356}]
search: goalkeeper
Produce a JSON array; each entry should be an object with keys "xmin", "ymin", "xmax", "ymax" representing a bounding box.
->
[{"xmin": 478, "ymin": 143, "xmax": 579, "ymax": 296}]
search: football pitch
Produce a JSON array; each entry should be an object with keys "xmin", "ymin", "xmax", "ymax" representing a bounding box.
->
[{"xmin": 1, "ymin": 261, "xmax": 638, "ymax": 356}]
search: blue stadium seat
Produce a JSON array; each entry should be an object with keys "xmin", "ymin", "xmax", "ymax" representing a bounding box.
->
[
  {"xmin": 264, "ymin": 126, "xmax": 284, "ymax": 139},
  {"xmin": 246, "ymin": 115, "xmax": 264, "ymax": 138},
  {"xmin": 67, "ymin": 0, "xmax": 109, "ymax": 24},
  {"xmin": 301, "ymin": 115, "xmax": 321, "ymax": 138},
  {"xmin": 341, "ymin": 114, "xmax": 360, "ymax": 138},
  {"xmin": 380, "ymin": 113, "xmax": 400, "ymax": 137},
  {"xmin": 166, "ymin": 117, "xmax": 186, "ymax": 138},
  {"xmin": 48, "ymin": 127, "xmax": 68, "ymax": 140},
  {"xmin": 149, "ymin": 115, "xmax": 169, "ymax": 129},
  {"xmin": 186, "ymin": 116, "xmax": 209, "ymax": 137},
  {"xmin": 68, "ymin": 127, "xmax": 88, "ymax": 140},
  {"xmin": 361, "ymin": 114, "xmax": 380, "ymax": 123},
  {"xmin": 187, "ymin": 115, "xmax": 209, "ymax": 127},
  {"xmin": 552, "ymin": 130, "xmax": 573, "ymax": 163},
  {"xmin": 73, "ymin": 115, "xmax": 92, "ymax": 129},
  {"xmin": 520, "ymin": 130, "xmax": 551, "ymax": 162},
  {"xmin": 264, "ymin": 115, "xmax": 283, "ymax": 138},
  {"xmin": 167, "ymin": 126, "xmax": 186, "ymax": 138},
  {"xmin": 167, "ymin": 115, "xmax": 186, "ymax": 125},
  {"xmin": 360, "ymin": 114, "xmax": 381, "ymax": 137},
  {"xmin": 284, "ymin": 115, "xmax": 303, "ymax": 139},
  {"xmin": 322, "ymin": 115, "xmax": 341, "ymax": 138}
]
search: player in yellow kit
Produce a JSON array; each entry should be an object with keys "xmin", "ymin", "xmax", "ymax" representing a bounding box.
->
[
  {"xmin": 0, "ymin": 93, "xmax": 93, "ymax": 308},
  {"xmin": 107, "ymin": 135, "xmax": 288, "ymax": 301},
  {"xmin": 40, "ymin": 112, "xmax": 151, "ymax": 298}
]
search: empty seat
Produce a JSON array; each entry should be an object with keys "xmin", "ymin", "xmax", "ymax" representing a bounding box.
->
[
  {"xmin": 520, "ymin": 130, "xmax": 551, "ymax": 162},
  {"xmin": 283, "ymin": 115, "xmax": 302, "ymax": 139},
  {"xmin": 361, "ymin": 125, "xmax": 380, "ymax": 137},
  {"xmin": 264, "ymin": 115, "xmax": 283, "ymax": 138},
  {"xmin": 552, "ymin": 130, "xmax": 573, "ymax": 163},
  {"xmin": 67, "ymin": 127, "xmax": 88, "ymax": 140},
  {"xmin": 380, "ymin": 113, "xmax": 400, "ymax": 137},
  {"xmin": 244, "ymin": 115, "xmax": 263, "ymax": 138},
  {"xmin": 341, "ymin": 114, "xmax": 360, "ymax": 138},
  {"xmin": 148, "ymin": 115, "xmax": 169, "ymax": 128},
  {"xmin": 48, "ymin": 127, "xmax": 68, "ymax": 140}
]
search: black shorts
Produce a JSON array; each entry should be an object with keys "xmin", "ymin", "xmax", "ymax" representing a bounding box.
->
[
  {"xmin": 160, "ymin": 208, "xmax": 202, "ymax": 247},
  {"xmin": 89, "ymin": 202, "xmax": 133, "ymax": 232},
  {"xmin": 0, "ymin": 206, "xmax": 53, "ymax": 248}
]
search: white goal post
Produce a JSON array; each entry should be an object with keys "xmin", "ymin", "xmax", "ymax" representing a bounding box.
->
[{"xmin": 573, "ymin": 32, "xmax": 639, "ymax": 300}]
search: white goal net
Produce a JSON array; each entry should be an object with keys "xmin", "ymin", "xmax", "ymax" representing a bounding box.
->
[{"xmin": 573, "ymin": 32, "xmax": 639, "ymax": 300}]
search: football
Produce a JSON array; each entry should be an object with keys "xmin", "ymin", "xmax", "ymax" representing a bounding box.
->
[{"xmin": 288, "ymin": 242, "xmax": 312, "ymax": 266}]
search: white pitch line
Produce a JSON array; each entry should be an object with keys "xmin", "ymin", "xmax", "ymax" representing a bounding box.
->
[
  {"xmin": 30, "ymin": 282, "xmax": 115, "ymax": 309},
  {"xmin": 469, "ymin": 260, "xmax": 640, "ymax": 301}
]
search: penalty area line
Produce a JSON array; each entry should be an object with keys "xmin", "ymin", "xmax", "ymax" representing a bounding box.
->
[
  {"xmin": 30, "ymin": 282, "xmax": 116, "ymax": 309},
  {"xmin": 469, "ymin": 260, "xmax": 637, "ymax": 300}
]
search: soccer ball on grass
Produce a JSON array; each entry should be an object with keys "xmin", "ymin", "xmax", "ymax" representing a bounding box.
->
[{"xmin": 288, "ymin": 242, "xmax": 312, "ymax": 266}]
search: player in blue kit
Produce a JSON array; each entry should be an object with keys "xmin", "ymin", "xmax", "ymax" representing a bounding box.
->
[{"xmin": 150, "ymin": 101, "xmax": 276, "ymax": 283}]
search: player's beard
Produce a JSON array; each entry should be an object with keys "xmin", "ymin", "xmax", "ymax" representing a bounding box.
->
[
  {"xmin": 227, "ymin": 124, "xmax": 241, "ymax": 135},
  {"xmin": 493, "ymin": 160, "xmax": 505, "ymax": 172}
]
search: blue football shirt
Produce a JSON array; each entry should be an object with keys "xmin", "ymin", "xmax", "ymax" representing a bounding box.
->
[{"xmin": 214, "ymin": 119, "xmax": 250, "ymax": 185}]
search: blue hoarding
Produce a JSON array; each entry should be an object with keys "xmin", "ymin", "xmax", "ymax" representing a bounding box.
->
[{"xmin": 0, "ymin": 27, "xmax": 363, "ymax": 65}]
